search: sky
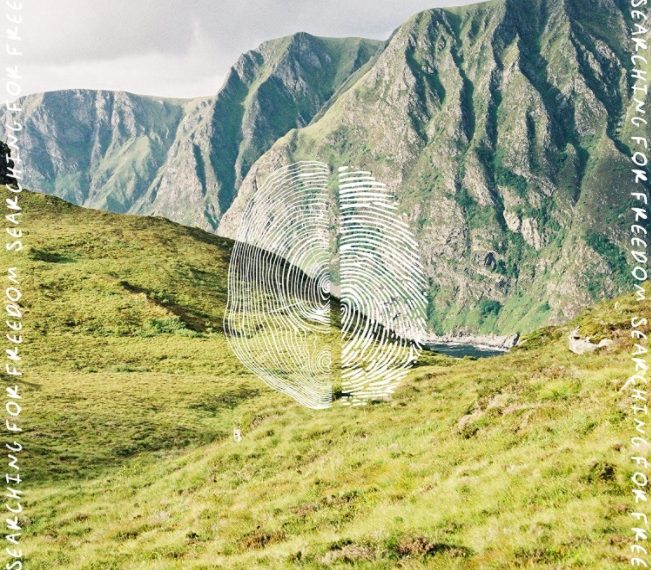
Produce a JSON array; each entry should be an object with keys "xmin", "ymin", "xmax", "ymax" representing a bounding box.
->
[{"xmin": 15, "ymin": 0, "xmax": 485, "ymax": 100}]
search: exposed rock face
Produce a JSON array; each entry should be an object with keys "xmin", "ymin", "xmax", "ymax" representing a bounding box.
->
[
  {"xmin": 568, "ymin": 328, "xmax": 613, "ymax": 355},
  {"xmin": 0, "ymin": 34, "xmax": 382, "ymax": 230},
  {"xmin": 1, "ymin": 0, "xmax": 640, "ymax": 336},
  {"xmin": 424, "ymin": 332, "xmax": 519, "ymax": 349},
  {"xmin": 220, "ymin": 0, "xmax": 639, "ymax": 335},
  {"xmin": 3, "ymin": 90, "xmax": 192, "ymax": 213}
]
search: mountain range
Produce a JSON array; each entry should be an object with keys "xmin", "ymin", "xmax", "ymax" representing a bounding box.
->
[
  {"xmin": 1, "ymin": 0, "xmax": 642, "ymax": 335},
  {"xmin": 5, "ymin": 34, "xmax": 381, "ymax": 229}
]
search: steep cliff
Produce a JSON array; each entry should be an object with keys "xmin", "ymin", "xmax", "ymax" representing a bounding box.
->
[
  {"xmin": 220, "ymin": 0, "xmax": 643, "ymax": 334},
  {"xmin": 2, "ymin": 34, "xmax": 382, "ymax": 229}
]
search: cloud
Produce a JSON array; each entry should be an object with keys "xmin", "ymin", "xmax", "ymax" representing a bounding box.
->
[{"xmin": 19, "ymin": 0, "xmax": 486, "ymax": 99}]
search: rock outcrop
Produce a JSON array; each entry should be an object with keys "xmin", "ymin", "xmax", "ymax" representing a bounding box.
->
[{"xmin": 568, "ymin": 328, "xmax": 613, "ymax": 355}]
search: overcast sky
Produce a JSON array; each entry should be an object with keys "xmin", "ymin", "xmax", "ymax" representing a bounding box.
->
[{"xmin": 15, "ymin": 0, "xmax": 484, "ymax": 100}]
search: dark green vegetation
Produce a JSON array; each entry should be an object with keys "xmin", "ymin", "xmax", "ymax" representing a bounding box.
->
[
  {"xmin": 0, "ymin": 140, "xmax": 15, "ymax": 185},
  {"xmin": 13, "ymin": 191, "xmax": 645, "ymax": 568}
]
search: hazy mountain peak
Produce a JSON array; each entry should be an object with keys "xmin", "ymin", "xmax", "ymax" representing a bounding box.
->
[{"xmin": 2, "ymin": 33, "xmax": 382, "ymax": 229}]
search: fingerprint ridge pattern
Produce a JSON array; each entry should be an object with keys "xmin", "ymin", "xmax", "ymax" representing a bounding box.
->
[
  {"xmin": 225, "ymin": 161, "xmax": 427, "ymax": 409},
  {"xmin": 224, "ymin": 161, "xmax": 332, "ymax": 410},
  {"xmin": 338, "ymin": 166, "xmax": 427, "ymax": 406}
]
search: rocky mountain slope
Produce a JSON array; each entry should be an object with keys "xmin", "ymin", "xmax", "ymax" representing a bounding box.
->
[
  {"xmin": 14, "ymin": 90, "xmax": 200, "ymax": 214},
  {"xmin": 220, "ymin": 0, "xmax": 643, "ymax": 334},
  {"xmin": 2, "ymin": 34, "xmax": 382, "ymax": 229},
  {"xmin": 3, "ymin": 0, "xmax": 643, "ymax": 335}
]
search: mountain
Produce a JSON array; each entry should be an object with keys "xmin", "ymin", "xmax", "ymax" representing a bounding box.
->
[
  {"xmin": 0, "ymin": 140, "xmax": 15, "ymax": 184},
  {"xmin": 2, "ymin": 34, "xmax": 382, "ymax": 229},
  {"xmin": 3, "ymin": 0, "xmax": 643, "ymax": 336},
  {"xmin": 220, "ymin": 0, "xmax": 642, "ymax": 335},
  {"xmin": 8, "ymin": 90, "xmax": 196, "ymax": 212},
  {"xmin": 136, "ymin": 34, "xmax": 383, "ymax": 229},
  {"xmin": 13, "ymin": 188, "xmax": 645, "ymax": 568}
]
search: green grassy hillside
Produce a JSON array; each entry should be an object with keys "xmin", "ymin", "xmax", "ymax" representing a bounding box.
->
[{"xmin": 14, "ymin": 191, "xmax": 645, "ymax": 568}]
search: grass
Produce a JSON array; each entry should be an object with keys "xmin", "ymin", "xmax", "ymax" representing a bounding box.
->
[{"xmin": 8, "ymin": 190, "xmax": 646, "ymax": 568}]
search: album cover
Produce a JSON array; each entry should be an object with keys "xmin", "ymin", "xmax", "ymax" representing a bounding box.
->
[{"xmin": 0, "ymin": 0, "xmax": 649, "ymax": 567}]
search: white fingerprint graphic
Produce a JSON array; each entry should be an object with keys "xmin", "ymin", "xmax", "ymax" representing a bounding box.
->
[
  {"xmin": 338, "ymin": 167, "xmax": 427, "ymax": 406},
  {"xmin": 224, "ymin": 161, "xmax": 333, "ymax": 409},
  {"xmin": 225, "ymin": 161, "xmax": 427, "ymax": 409}
]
